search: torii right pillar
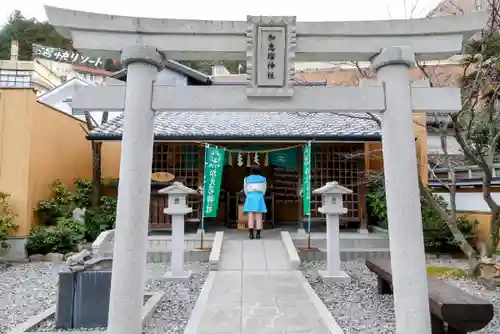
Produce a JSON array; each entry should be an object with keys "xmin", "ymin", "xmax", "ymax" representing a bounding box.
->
[{"xmin": 371, "ymin": 46, "xmax": 432, "ymax": 334}]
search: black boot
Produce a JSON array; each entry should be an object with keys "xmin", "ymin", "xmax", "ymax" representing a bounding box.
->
[
  {"xmin": 256, "ymin": 229, "xmax": 261, "ymax": 239},
  {"xmin": 249, "ymin": 228, "xmax": 255, "ymax": 239}
]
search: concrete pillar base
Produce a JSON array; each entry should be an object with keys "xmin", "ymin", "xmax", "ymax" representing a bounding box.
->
[
  {"xmin": 163, "ymin": 270, "xmax": 192, "ymax": 280},
  {"xmin": 357, "ymin": 228, "xmax": 370, "ymax": 235},
  {"xmin": 319, "ymin": 270, "xmax": 350, "ymax": 283}
]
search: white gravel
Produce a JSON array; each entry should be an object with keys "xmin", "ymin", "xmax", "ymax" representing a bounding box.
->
[
  {"xmin": 0, "ymin": 262, "xmax": 61, "ymax": 333},
  {"xmin": 0, "ymin": 261, "xmax": 208, "ymax": 334},
  {"xmin": 3, "ymin": 257, "xmax": 498, "ymax": 334},
  {"xmin": 302, "ymin": 258, "xmax": 500, "ymax": 334},
  {"xmin": 142, "ymin": 263, "xmax": 208, "ymax": 334}
]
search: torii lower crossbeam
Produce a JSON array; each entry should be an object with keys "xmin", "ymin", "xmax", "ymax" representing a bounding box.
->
[{"xmin": 71, "ymin": 84, "xmax": 461, "ymax": 115}]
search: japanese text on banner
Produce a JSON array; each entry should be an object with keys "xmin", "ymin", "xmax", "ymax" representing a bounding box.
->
[
  {"xmin": 202, "ymin": 146, "xmax": 225, "ymax": 218},
  {"xmin": 32, "ymin": 44, "xmax": 105, "ymax": 68},
  {"xmin": 302, "ymin": 143, "xmax": 312, "ymax": 216}
]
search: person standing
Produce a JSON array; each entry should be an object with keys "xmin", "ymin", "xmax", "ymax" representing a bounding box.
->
[{"xmin": 243, "ymin": 165, "xmax": 267, "ymax": 239}]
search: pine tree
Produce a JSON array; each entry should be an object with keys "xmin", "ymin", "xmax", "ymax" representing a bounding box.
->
[{"xmin": 0, "ymin": 10, "xmax": 72, "ymax": 60}]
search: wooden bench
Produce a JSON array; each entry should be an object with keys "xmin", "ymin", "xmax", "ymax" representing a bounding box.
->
[{"xmin": 365, "ymin": 258, "xmax": 494, "ymax": 334}]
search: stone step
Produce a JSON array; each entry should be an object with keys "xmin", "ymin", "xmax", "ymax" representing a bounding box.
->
[
  {"xmin": 293, "ymin": 237, "xmax": 390, "ymax": 250},
  {"xmin": 297, "ymin": 248, "xmax": 390, "ymax": 262},
  {"xmin": 147, "ymin": 237, "xmax": 214, "ymax": 251},
  {"xmin": 146, "ymin": 249, "xmax": 211, "ymax": 263},
  {"xmin": 146, "ymin": 235, "xmax": 389, "ymax": 249}
]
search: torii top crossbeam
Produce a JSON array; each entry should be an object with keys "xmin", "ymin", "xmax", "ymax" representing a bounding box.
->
[{"xmin": 45, "ymin": 6, "xmax": 487, "ymax": 62}]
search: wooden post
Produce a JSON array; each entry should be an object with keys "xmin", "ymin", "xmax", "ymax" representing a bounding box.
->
[
  {"xmin": 297, "ymin": 145, "xmax": 306, "ymax": 236},
  {"xmin": 359, "ymin": 143, "xmax": 369, "ymax": 234},
  {"xmin": 197, "ymin": 144, "xmax": 205, "ymax": 232}
]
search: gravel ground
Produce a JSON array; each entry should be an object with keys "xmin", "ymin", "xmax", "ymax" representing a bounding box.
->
[
  {"xmin": 0, "ymin": 261, "xmax": 208, "ymax": 334},
  {"xmin": 302, "ymin": 257, "xmax": 500, "ymax": 334},
  {"xmin": 142, "ymin": 263, "xmax": 208, "ymax": 334},
  {"xmin": 0, "ymin": 262, "xmax": 61, "ymax": 333}
]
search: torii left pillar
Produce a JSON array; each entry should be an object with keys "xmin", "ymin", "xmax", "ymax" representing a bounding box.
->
[{"xmin": 107, "ymin": 45, "xmax": 163, "ymax": 334}]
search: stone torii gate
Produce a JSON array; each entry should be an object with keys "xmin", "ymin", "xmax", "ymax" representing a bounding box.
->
[{"xmin": 45, "ymin": 6, "xmax": 486, "ymax": 334}]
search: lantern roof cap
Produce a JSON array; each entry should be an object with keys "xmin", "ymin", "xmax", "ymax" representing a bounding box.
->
[
  {"xmin": 313, "ymin": 181, "xmax": 353, "ymax": 195},
  {"xmin": 158, "ymin": 182, "xmax": 197, "ymax": 195}
]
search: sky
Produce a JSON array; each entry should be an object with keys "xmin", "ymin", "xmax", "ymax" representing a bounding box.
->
[{"xmin": 0, "ymin": 0, "xmax": 444, "ymax": 25}]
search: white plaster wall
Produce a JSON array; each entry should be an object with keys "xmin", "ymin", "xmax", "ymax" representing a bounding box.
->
[
  {"xmin": 53, "ymin": 101, "xmax": 72, "ymax": 114},
  {"xmin": 156, "ymin": 69, "xmax": 187, "ymax": 86},
  {"xmin": 38, "ymin": 78, "xmax": 88, "ymax": 105},
  {"xmin": 70, "ymin": 71, "xmax": 107, "ymax": 85},
  {"xmin": 427, "ymin": 133, "xmax": 462, "ymax": 155},
  {"xmin": 437, "ymin": 192, "xmax": 500, "ymax": 212},
  {"xmin": 212, "ymin": 65, "xmax": 231, "ymax": 75},
  {"xmin": 211, "ymin": 74, "xmax": 246, "ymax": 83},
  {"xmin": 37, "ymin": 75, "xmax": 122, "ymax": 123}
]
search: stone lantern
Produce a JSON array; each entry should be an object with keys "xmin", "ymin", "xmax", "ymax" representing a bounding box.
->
[
  {"xmin": 159, "ymin": 182, "xmax": 196, "ymax": 279},
  {"xmin": 313, "ymin": 181, "xmax": 352, "ymax": 282}
]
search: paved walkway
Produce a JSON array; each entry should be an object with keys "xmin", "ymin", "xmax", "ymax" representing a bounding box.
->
[{"xmin": 184, "ymin": 239, "xmax": 343, "ymax": 334}]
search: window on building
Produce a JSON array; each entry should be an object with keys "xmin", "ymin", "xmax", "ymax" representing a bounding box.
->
[
  {"xmin": 0, "ymin": 70, "xmax": 32, "ymax": 88},
  {"xmin": 72, "ymin": 110, "xmax": 85, "ymax": 116}
]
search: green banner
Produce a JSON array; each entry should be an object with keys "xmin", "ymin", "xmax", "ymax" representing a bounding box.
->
[
  {"xmin": 203, "ymin": 146, "xmax": 225, "ymax": 218},
  {"xmin": 270, "ymin": 147, "xmax": 298, "ymax": 169},
  {"xmin": 302, "ymin": 143, "xmax": 312, "ymax": 216}
]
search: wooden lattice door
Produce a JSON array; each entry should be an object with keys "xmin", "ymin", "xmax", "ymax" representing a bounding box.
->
[
  {"xmin": 149, "ymin": 143, "xmax": 202, "ymax": 229},
  {"xmin": 309, "ymin": 143, "xmax": 363, "ymax": 223}
]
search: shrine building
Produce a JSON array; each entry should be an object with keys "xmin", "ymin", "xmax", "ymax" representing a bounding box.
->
[{"xmin": 89, "ymin": 61, "xmax": 428, "ymax": 232}]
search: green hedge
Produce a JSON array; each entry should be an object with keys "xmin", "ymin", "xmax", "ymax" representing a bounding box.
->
[{"xmin": 366, "ymin": 171, "xmax": 478, "ymax": 253}]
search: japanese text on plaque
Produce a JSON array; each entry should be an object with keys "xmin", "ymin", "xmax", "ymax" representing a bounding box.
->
[{"xmin": 267, "ymin": 33, "xmax": 276, "ymax": 80}]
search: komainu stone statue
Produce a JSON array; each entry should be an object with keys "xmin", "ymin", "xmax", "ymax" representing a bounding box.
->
[{"xmin": 66, "ymin": 249, "xmax": 91, "ymax": 267}]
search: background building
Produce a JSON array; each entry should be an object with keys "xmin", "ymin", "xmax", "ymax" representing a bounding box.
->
[{"xmin": 0, "ymin": 40, "xmax": 113, "ymax": 95}]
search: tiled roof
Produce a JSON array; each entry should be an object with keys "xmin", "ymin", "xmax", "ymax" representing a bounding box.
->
[
  {"xmin": 88, "ymin": 111, "xmax": 381, "ymax": 140},
  {"xmin": 111, "ymin": 60, "xmax": 211, "ymax": 84},
  {"xmin": 73, "ymin": 65, "xmax": 114, "ymax": 76}
]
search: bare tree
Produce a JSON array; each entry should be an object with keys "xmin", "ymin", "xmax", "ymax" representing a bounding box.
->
[
  {"xmin": 347, "ymin": 57, "xmax": 483, "ymax": 271},
  {"xmin": 296, "ymin": 0, "xmax": 500, "ymax": 269},
  {"xmin": 451, "ymin": 34, "xmax": 500, "ymax": 258},
  {"xmin": 414, "ymin": 0, "xmax": 500, "ymax": 262},
  {"xmin": 79, "ymin": 111, "xmax": 109, "ymax": 208}
]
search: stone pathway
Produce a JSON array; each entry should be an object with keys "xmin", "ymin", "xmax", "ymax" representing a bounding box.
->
[{"xmin": 184, "ymin": 239, "xmax": 343, "ymax": 334}]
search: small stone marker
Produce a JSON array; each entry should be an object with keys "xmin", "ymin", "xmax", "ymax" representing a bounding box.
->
[
  {"xmin": 313, "ymin": 181, "xmax": 352, "ymax": 282},
  {"xmin": 56, "ymin": 256, "xmax": 113, "ymax": 329},
  {"xmin": 159, "ymin": 182, "xmax": 196, "ymax": 279},
  {"xmin": 72, "ymin": 207, "xmax": 86, "ymax": 223}
]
